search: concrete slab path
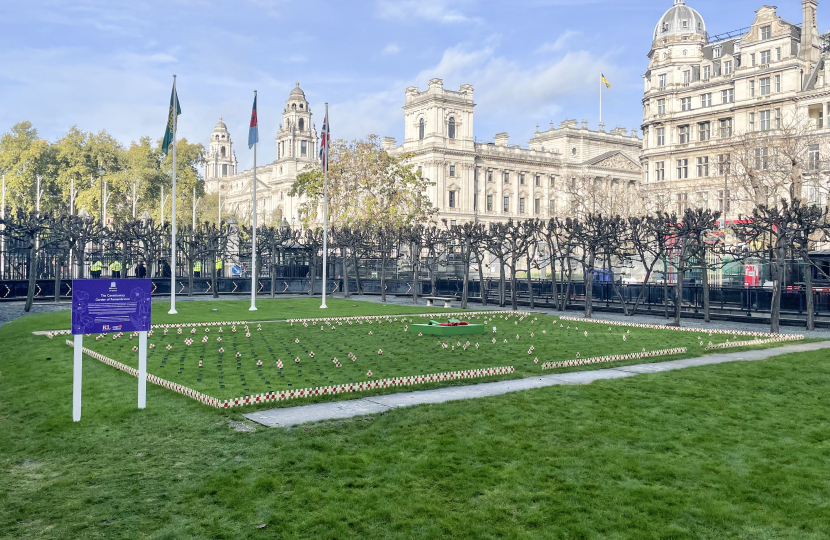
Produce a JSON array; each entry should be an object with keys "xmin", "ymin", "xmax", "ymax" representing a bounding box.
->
[{"xmin": 244, "ymin": 340, "xmax": 830, "ymax": 428}]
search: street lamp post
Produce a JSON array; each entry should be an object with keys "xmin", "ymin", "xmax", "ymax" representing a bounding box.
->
[
  {"xmin": 192, "ymin": 186, "xmax": 200, "ymax": 232},
  {"xmin": 132, "ymin": 179, "xmax": 139, "ymax": 219}
]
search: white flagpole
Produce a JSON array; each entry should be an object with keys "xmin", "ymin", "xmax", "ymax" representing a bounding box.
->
[
  {"xmin": 321, "ymin": 103, "xmax": 329, "ymax": 309},
  {"xmin": 169, "ymin": 74, "xmax": 178, "ymax": 315},
  {"xmin": 250, "ymin": 90, "xmax": 258, "ymax": 312}
]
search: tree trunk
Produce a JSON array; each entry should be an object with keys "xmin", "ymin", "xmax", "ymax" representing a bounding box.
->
[
  {"xmin": 673, "ymin": 244, "xmax": 687, "ymax": 327},
  {"xmin": 188, "ymin": 254, "xmax": 194, "ymax": 297},
  {"xmin": 564, "ymin": 264, "xmax": 574, "ymax": 312},
  {"xmin": 662, "ymin": 256, "xmax": 670, "ymax": 319},
  {"xmin": 630, "ymin": 256, "xmax": 656, "ymax": 316},
  {"xmin": 607, "ymin": 254, "xmax": 629, "ymax": 316},
  {"xmin": 805, "ymin": 256, "xmax": 815, "ymax": 331},
  {"xmin": 477, "ymin": 254, "xmax": 486, "ymax": 307},
  {"xmin": 461, "ymin": 256, "xmax": 470, "ymax": 310},
  {"xmin": 549, "ymin": 255, "xmax": 558, "ymax": 310},
  {"xmin": 212, "ymin": 249, "xmax": 219, "ymax": 298},
  {"xmin": 343, "ymin": 248, "xmax": 351, "ymax": 299},
  {"xmin": 460, "ymin": 239, "xmax": 470, "ymax": 309},
  {"xmin": 25, "ymin": 243, "xmax": 37, "ymax": 312},
  {"xmin": 380, "ymin": 249, "xmax": 387, "ymax": 303},
  {"xmin": 309, "ymin": 250, "xmax": 317, "ymax": 296},
  {"xmin": 270, "ymin": 249, "xmax": 276, "ymax": 298},
  {"xmin": 557, "ymin": 257, "xmax": 567, "ymax": 311},
  {"xmin": 428, "ymin": 260, "xmax": 436, "ymax": 298},
  {"xmin": 54, "ymin": 252, "xmax": 62, "ymax": 303},
  {"xmin": 76, "ymin": 240, "xmax": 86, "ymax": 279},
  {"xmin": 701, "ymin": 254, "xmax": 710, "ymax": 323},
  {"xmin": 584, "ymin": 252, "xmax": 596, "ymax": 318},
  {"xmin": 498, "ymin": 259, "xmax": 506, "ymax": 307},
  {"xmin": 770, "ymin": 243, "xmax": 785, "ymax": 334},
  {"xmin": 527, "ymin": 249, "xmax": 534, "ymax": 310},
  {"xmin": 510, "ymin": 264, "xmax": 518, "ymax": 311},
  {"xmin": 352, "ymin": 252, "xmax": 363, "ymax": 294}
]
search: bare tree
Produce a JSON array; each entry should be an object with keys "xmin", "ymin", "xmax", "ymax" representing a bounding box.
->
[
  {"xmin": 540, "ymin": 218, "xmax": 577, "ymax": 312},
  {"xmin": 298, "ymin": 227, "xmax": 323, "ymax": 297},
  {"xmin": 625, "ymin": 215, "xmax": 665, "ymax": 315},
  {"xmin": 371, "ymin": 223, "xmax": 399, "ymax": 303},
  {"xmin": 1, "ymin": 210, "xmax": 56, "ymax": 311},
  {"xmin": 401, "ymin": 224, "xmax": 426, "ymax": 304},
  {"xmin": 486, "ymin": 222, "xmax": 511, "ymax": 307},
  {"xmin": 447, "ymin": 221, "xmax": 485, "ymax": 309},
  {"xmin": 569, "ymin": 215, "xmax": 608, "ymax": 319},
  {"xmin": 422, "ymin": 224, "xmax": 446, "ymax": 298},
  {"xmin": 200, "ymin": 221, "xmax": 230, "ymax": 298}
]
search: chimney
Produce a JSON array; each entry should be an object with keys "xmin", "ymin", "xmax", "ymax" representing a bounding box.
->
[
  {"xmin": 382, "ymin": 137, "xmax": 396, "ymax": 151},
  {"xmin": 494, "ymin": 133, "xmax": 509, "ymax": 146},
  {"xmin": 801, "ymin": 0, "xmax": 820, "ymax": 63}
]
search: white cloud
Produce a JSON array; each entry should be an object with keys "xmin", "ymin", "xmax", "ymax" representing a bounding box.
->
[
  {"xmin": 411, "ymin": 43, "xmax": 610, "ymax": 141},
  {"xmin": 330, "ymin": 88, "xmax": 402, "ymax": 142},
  {"xmin": 382, "ymin": 43, "xmax": 401, "ymax": 56},
  {"xmin": 375, "ymin": 0, "xmax": 477, "ymax": 24},
  {"xmin": 284, "ymin": 54, "xmax": 307, "ymax": 63},
  {"xmin": 535, "ymin": 30, "xmax": 582, "ymax": 53}
]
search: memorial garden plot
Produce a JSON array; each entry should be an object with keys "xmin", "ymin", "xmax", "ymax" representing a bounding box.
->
[{"xmin": 53, "ymin": 312, "xmax": 804, "ymax": 409}]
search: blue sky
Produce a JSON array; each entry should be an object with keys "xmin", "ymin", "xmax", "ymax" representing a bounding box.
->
[{"xmin": 1, "ymin": 0, "xmax": 826, "ymax": 170}]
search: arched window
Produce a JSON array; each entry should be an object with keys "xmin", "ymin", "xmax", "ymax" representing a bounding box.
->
[
  {"xmin": 419, "ymin": 118, "xmax": 425, "ymax": 140},
  {"xmin": 292, "ymin": 104, "xmax": 297, "ymax": 110},
  {"xmin": 221, "ymin": 146, "xmax": 226, "ymax": 157},
  {"xmin": 299, "ymin": 118, "xmax": 304, "ymax": 131},
  {"xmin": 299, "ymin": 104, "xmax": 304, "ymax": 109},
  {"xmin": 448, "ymin": 117, "xmax": 456, "ymax": 139}
]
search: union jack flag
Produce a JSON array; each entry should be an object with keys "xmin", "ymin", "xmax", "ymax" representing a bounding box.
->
[{"xmin": 319, "ymin": 115, "xmax": 330, "ymax": 172}]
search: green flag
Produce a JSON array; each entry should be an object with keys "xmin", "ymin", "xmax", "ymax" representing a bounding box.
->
[{"xmin": 161, "ymin": 81, "xmax": 181, "ymax": 156}]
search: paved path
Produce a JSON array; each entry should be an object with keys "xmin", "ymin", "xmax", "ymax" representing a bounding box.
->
[{"xmin": 244, "ymin": 340, "xmax": 830, "ymax": 428}]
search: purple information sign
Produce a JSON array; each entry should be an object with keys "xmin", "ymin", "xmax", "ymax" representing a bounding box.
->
[{"xmin": 72, "ymin": 279, "xmax": 152, "ymax": 335}]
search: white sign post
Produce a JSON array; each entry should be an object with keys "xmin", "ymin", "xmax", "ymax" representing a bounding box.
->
[
  {"xmin": 138, "ymin": 331, "xmax": 148, "ymax": 409},
  {"xmin": 71, "ymin": 279, "xmax": 153, "ymax": 422},
  {"xmin": 73, "ymin": 335, "xmax": 83, "ymax": 422}
]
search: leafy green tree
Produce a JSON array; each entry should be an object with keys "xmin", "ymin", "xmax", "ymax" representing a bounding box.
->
[
  {"xmin": 290, "ymin": 135, "xmax": 435, "ymax": 229},
  {"xmin": 0, "ymin": 122, "xmax": 58, "ymax": 214}
]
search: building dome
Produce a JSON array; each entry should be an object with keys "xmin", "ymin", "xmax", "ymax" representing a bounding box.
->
[
  {"xmin": 654, "ymin": 0, "xmax": 706, "ymax": 42},
  {"xmin": 214, "ymin": 116, "xmax": 228, "ymax": 131},
  {"xmin": 289, "ymin": 81, "xmax": 306, "ymax": 100}
]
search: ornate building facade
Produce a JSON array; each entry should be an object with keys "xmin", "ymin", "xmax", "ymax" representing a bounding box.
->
[
  {"xmin": 209, "ymin": 81, "xmax": 643, "ymax": 227},
  {"xmin": 205, "ymin": 82, "xmax": 319, "ymax": 226},
  {"xmin": 641, "ymin": 0, "xmax": 830, "ymax": 215},
  {"xmin": 385, "ymin": 79, "xmax": 643, "ymax": 225}
]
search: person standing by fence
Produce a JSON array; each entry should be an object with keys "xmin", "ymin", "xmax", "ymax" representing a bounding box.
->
[
  {"xmin": 90, "ymin": 260, "xmax": 102, "ymax": 279},
  {"xmin": 110, "ymin": 260, "xmax": 122, "ymax": 279}
]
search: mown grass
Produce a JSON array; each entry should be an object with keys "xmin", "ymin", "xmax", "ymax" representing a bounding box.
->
[
  {"xmin": 77, "ymin": 312, "xmax": 789, "ymax": 402},
  {"xmin": 0, "ymin": 305, "xmax": 828, "ymax": 539},
  {"xmin": 30, "ymin": 297, "xmax": 452, "ymax": 332}
]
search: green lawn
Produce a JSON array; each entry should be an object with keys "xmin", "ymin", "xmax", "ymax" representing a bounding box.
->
[
  {"xmin": 33, "ymin": 297, "xmax": 452, "ymax": 332},
  {"xmin": 0, "ymin": 307, "xmax": 828, "ymax": 539},
  {"xmin": 74, "ymin": 311, "xmax": 794, "ymax": 403}
]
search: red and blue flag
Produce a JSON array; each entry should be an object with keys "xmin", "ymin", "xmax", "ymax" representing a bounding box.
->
[
  {"xmin": 319, "ymin": 115, "xmax": 329, "ymax": 172},
  {"xmin": 248, "ymin": 94, "xmax": 259, "ymax": 149}
]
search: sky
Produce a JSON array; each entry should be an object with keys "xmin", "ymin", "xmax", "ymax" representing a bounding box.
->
[{"xmin": 1, "ymin": 0, "xmax": 827, "ymax": 171}]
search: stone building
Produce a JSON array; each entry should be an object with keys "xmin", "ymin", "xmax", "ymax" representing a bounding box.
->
[
  {"xmin": 210, "ymin": 79, "xmax": 643, "ymax": 228},
  {"xmin": 641, "ymin": 0, "xmax": 830, "ymax": 216},
  {"xmin": 205, "ymin": 82, "xmax": 319, "ymax": 226},
  {"xmin": 385, "ymin": 79, "xmax": 643, "ymax": 225}
]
